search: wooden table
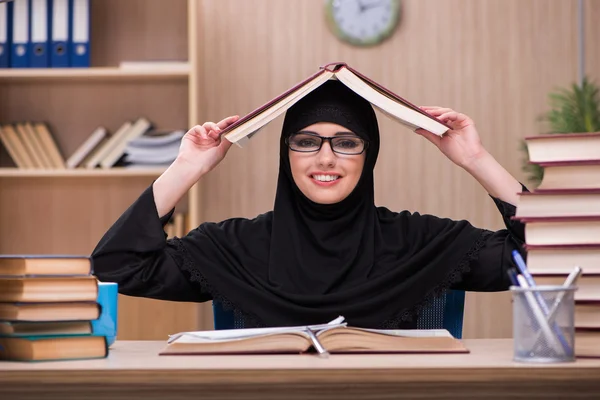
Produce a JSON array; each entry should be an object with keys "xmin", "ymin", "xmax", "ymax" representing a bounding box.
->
[{"xmin": 1, "ymin": 339, "xmax": 599, "ymax": 399}]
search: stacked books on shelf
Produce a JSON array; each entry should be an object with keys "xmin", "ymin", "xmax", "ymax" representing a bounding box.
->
[
  {"xmin": 1, "ymin": 0, "xmax": 91, "ymax": 69},
  {"xmin": 0, "ymin": 118, "xmax": 183, "ymax": 170},
  {"xmin": 517, "ymin": 132, "xmax": 600, "ymax": 358},
  {"xmin": 122, "ymin": 129, "xmax": 184, "ymax": 169},
  {"xmin": 0, "ymin": 255, "xmax": 107, "ymax": 361}
]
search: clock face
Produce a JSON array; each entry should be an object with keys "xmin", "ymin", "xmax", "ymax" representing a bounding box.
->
[{"xmin": 325, "ymin": 0, "xmax": 401, "ymax": 46}]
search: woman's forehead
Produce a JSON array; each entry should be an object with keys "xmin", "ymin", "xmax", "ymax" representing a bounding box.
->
[{"xmin": 298, "ymin": 122, "xmax": 357, "ymax": 136}]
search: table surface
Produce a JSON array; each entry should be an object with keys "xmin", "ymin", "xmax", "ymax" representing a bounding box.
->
[{"xmin": 2, "ymin": 339, "xmax": 600, "ymax": 400}]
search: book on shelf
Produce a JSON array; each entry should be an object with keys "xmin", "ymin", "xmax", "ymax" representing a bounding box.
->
[
  {"xmin": 99, "ymin": 117, "xmax": 152, "ymax": 169},
  {"xmin": 66, "ymin": 126, "xmax": 108, "ymax": 169},
  {"xmin": 0, "ymin": 118, "xmax": 184, "ymax": 171},
  {"xmin": 161, "ymin": 317, "xmax": 468, "ymax": 355},
  {"xmin": 118, "ymin": 60, "xmax": 189, "ymax": 71},
  {"xmin": 0, "ymin": 122, "xmax": 65, "ymax": 169},
  {"xmin": 221, "ymin": 62, "xmax": 451, "ymax": 147}
]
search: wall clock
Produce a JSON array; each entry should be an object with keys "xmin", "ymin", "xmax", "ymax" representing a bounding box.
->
[{"xmin": 325, "ymin": 0, "xmax": 401, "ymax": 47}]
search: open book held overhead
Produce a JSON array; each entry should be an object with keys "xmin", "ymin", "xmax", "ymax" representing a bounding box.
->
[
  {"xmin": 160, "ymin": 317, "xmax": 468, "ymax": 355},
  {"xmin": 221, "ymin": 62, "xmax": 451, "ymax": 147}
]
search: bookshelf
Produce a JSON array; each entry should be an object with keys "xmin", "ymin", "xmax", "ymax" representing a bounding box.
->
[
  {"xmin": 0, "ymin": 65, "xmax": 190, "ymax": 81},
  {"xmin": 0, "ymin": 0, "xmax": 206, "ymax": 340}
]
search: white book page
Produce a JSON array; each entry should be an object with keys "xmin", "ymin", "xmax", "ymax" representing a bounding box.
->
[
  {"xmin": 342, "ymin": 327, "xmax": 452, "ymax": 338},
  {"xmin": 168, "ymin": 316, "xmax": 346, "ymax": 344}
]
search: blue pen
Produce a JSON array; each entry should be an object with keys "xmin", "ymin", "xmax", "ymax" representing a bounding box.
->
[
  {"xmin": 511, "ymin": 250, "xmax": 572, "ymax": 355},
  {"xmin": 507, "ymin": 268, "xmax": 520, "ymax": 286}
]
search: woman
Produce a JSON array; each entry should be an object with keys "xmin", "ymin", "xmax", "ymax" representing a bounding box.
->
[{"xmin": 92, "ymin": 81, "xmax": 527, "ymax": 329}]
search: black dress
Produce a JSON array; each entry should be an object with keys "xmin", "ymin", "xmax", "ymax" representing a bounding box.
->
[{"xmin": 91, "ymin": 183, "xmax": 527, "ymax": 329}]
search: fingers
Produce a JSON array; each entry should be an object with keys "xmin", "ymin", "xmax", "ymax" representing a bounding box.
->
[
  {"xmin": 420, "ymin": 106, "xmax": 453, "ymax": 115},
  {"xmin": 202, "ymin": 121, "xmax": 220, "ymax": 137},
  {"xmin": 189, "ymin": 116, "xmax": 240, "ymax": 142},
  {"xmin": 192, "ymin": 124, "xmax": 210, "ymax": 140},
  {"xmin": 216, "ymin": 115, "xmax": 240, "ymax": 130}
]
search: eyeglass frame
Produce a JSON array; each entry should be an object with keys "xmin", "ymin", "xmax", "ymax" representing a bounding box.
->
[{"xmin": 285, "ymin": 131, "xmax": 369, "ymax": 155}]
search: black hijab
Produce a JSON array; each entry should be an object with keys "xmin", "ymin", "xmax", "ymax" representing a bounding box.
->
[{"xmin": 177, "ymin": 80, "xmax": 485, "ymax": 328}]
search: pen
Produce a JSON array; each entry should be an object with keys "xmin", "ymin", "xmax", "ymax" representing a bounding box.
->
[
  {"xmin": 512, "ymin": 250, "xmax": 572, "ymax": 355},
  {"xmin": 516, "ymin": 274, "xmax": 565, "ymax": 356},
  {"xmin": 306, "ymin": 327, "xmax": 329, "ymax": 358},
  {"xmin": 531, "ymin": 266, "xmax": 582, "ymax": 352},
  {"xmin": 507, "ymin": 268, "xmax": 520, "ymax": 286}
]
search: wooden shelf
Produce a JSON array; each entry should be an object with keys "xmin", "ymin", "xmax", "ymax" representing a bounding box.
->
[
  {"xmin": 0, "ymin": 66, "xmax": 190, "ymax": 81},
  {"xmin": 0, "ymin": 168, "xmax": 166, "ymax": 177}
]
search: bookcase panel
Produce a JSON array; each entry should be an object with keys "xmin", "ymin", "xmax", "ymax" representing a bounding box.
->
[
  {"xmin": 90, "ymin": 0, "xmax": 189, "ymax": 67},
  {"xmin": 0, "ymin": 178, "xmax": 190, "ymax": 253},
  {"xmin": 0, "ymin": 81, "xmax": 188, "ymax": 165},
  {"xmin": 0, "ymin": 177, "xmax": 196, "ymax": 339}
]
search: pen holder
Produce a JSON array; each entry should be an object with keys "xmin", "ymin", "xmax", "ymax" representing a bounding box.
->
[{"xmin": 510, "ymin": 285, "xmax": 577, "ymax": 363}]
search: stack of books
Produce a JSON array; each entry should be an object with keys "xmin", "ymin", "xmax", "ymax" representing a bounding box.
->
[
  {"xmin": 0, "ymin": 255, "xmax": 108, "ymax": 361},
  {"xmin": 518, "ymin": 133, "xmax": 600, "ymax": 358}
]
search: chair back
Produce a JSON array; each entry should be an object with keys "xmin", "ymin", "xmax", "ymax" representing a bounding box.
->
[{"xmin": 212, "ymin": 290, "xmax": 465, "ymax": 338}]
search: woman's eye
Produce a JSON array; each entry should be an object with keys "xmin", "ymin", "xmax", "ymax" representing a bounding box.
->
[
  {"xmin": 336, "ymin": 139, "xmax": 359, "ymax": 148},
  {"xmin": 297, "ymin": 139, "xmax": 318, "ymax": 147}
]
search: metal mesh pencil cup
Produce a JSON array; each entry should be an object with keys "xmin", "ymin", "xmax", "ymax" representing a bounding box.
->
[{"xmin": 510, "ymin": 285, "xmax": 577, "ymax": 363}]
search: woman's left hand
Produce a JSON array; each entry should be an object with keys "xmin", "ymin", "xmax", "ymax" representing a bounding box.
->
[{"xmin": 416, "ymin": 106, "xmax": 488, "ymax": 169}]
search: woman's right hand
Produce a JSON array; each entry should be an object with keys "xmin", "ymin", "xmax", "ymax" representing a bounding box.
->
[{"xmin": 176, "ymin": 115, "xmax": 240, "ymax": 174}]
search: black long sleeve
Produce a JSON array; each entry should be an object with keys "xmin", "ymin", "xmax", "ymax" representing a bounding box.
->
[
  {"xmin": 91, "ymin": 185, "xmax": 211, "ymax": 303},
  {"xmin": 450, "ymin": 186, "xmax": 529, "ymax": 292}
]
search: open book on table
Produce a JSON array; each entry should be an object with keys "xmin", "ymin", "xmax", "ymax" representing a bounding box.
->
[
  {"xmin": 160, "ymin": 316, "xmax": 468, "ymax": 355},
  {"xmin": 221, "ymin": 62, "xmax": 451, "ymax": 148}
]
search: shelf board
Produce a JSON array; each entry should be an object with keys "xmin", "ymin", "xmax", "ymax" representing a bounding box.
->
[
  {"xmin": 0, "ymin": 168, "xmax": 167, "ymax": 178},
  {"xmin": 0, "ymin": 66, "xmax": 190, "ymax": 81}
]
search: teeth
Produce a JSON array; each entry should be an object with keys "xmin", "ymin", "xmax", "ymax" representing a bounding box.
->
[{"xmin": 312, "ymin": 174, "xmax": 339, "ymax": 182}]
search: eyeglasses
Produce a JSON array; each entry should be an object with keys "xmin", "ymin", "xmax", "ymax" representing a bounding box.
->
[{"xmin": 286, "ymin": 132, "xmax": 368, "ymax": 155}]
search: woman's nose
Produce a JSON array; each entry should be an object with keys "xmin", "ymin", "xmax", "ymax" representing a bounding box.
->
[{"xmin": 316, "ymin": 141, "xmax": 336, "ymax": 167}]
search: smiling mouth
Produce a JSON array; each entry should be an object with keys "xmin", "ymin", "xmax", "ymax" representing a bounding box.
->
[{"xmin": 311, "ymin": 174, "xmax": 341, "ymax": 182}]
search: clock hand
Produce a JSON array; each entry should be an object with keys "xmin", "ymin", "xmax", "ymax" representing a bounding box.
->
[
  {"xmin": 356, "ymin": 0, "xmax": 366, "ymax": 13},
  {"xmin": 361, "ymin": 0, "xmax": 384, "ymax": 12}
]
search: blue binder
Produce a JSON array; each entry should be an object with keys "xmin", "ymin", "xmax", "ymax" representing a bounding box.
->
[
  {"xmin": 29, "ymin": 0, "xmax": 50, "ymax": 68},
  {"xmin": 50, "ymin": 0, "xmax": 70, "ymax": 67},
  {"xmin": 0, "ymin": 1, "xmax": 11, "ymax": 68},
  {"xmin": 11, "ymin": 0, "xmax": 30, "ymax": 68},
  {"xmin": 69, "ymin": 0, "xmax": 89, "ymax": 67}
]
